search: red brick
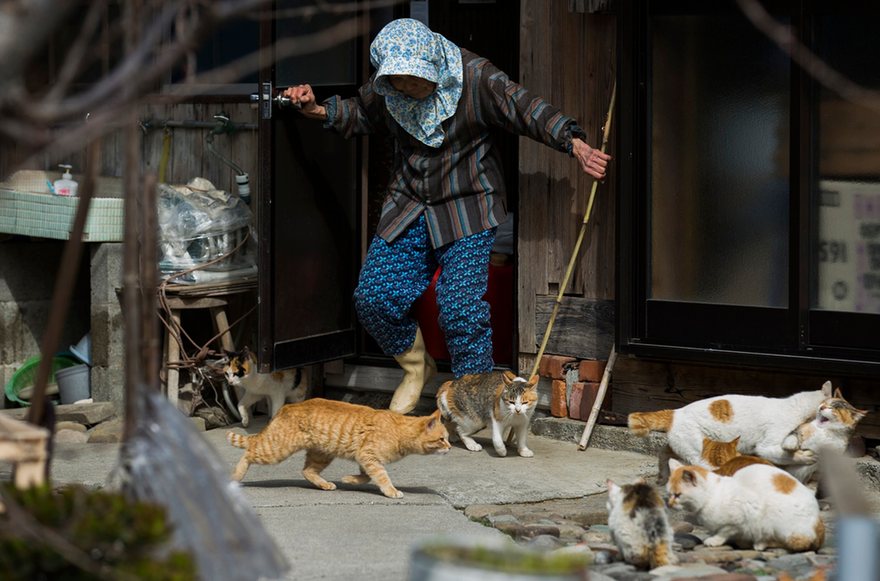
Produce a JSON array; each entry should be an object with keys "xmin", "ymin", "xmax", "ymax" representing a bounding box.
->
[
  {"xmin": 567, "ymin": 381, "xmax": 612, "ymax": 421},
  {"xmin": 578, "ymin": 359, "xmax": 607, "ymax": 383},
  {"xmin": 538, "ymin": 355, "xmax": 577, "ymax": 380},
  {"xmin": 550, "ymin": 380, "xmax": 568, "ymax": 418}
]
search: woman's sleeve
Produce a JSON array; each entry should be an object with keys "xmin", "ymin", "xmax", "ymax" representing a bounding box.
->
[
  {"xmin": 322, "ymin": 76, "xmax": 384, "ymax": 138},
  {"xmin": 479, "ymin": 60, "xmax": 586, "ymax": 155}
]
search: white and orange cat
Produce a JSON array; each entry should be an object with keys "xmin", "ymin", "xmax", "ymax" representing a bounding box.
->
[
  {"xmin": 628, "ymin": 381, "xmax": 849, "ymax": 482},
  {"xmin": 781, "ymin": 390, "xmax": 867, "ymax": 484},
  {"xmin": 666, "ymin": 458, "xmax": 824, "ymax": 552},
  {"xmin": 606, "ymin": 478, "xmax": 677, "ymax": 569},
  {"xmin": 223, "ymin": 347, "xmax": 310, "ymax": 427},
  {"xmin": 701, "ymin": 436, "xmax": 774, "ymax": 477},
  {"xmin": 227, "ymin": 398, "xmax": 450, "ymax": 499},
  {"xmin": 436, "ymin": 370, "xmax": 539, "ymax": 458}
]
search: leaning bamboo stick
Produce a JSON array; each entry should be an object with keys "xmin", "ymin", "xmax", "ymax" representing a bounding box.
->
[
  {"xmin": 529, "ymin": 79, "xmax": 617, "ymax": 379},
  {"xmin": 578, "ymin": 345, "xmax": 617, "ymax": 450}
]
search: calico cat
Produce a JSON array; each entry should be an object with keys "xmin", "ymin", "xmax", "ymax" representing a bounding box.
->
[
  {"xmin": 223, "ymin": 347, "xmax": 309, "ymax": 427},
  {"xmin": 628, "ymin": 381, "xmax": 836, "ymax": 483},
  {"xmin": 701, "ymin": 436, "xmax": 774, "ymax": 477},
  {"xmin": 781, "ymin": 389, "xmax": 868, "ymax": 484},
  {"xmin": 666, "ymin": 459, "xmax": 825, "ymax": 552},
  {"xmin": 606, "ymin": 478, "xmax": 677, "ymax": 569},
  {"xmin": 436, "ymin": 370, "xmax": 539, "ymax": 458},
  {"xmin": 226, "ymin": 398, "xmax": 450, "ymax": 499}
]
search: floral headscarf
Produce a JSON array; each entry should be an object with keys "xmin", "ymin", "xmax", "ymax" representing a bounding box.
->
[{"xmin": 370, "ymin": 19, "xmax": 463, "ymax": 148}]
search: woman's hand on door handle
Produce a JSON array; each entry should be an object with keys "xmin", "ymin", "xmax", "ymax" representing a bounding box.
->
[{"xmin": 281, "ymin": 84, "xmax": 327, "ymax": 120}]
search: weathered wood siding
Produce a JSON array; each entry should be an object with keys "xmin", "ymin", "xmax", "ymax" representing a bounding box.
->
[
  {"xmin": 2, "ymin": 102, "xmax": 259, "ymax": 196},
  {"xmin": 517, "ymin": 1, "xmax": 616, "ymax": 371}
]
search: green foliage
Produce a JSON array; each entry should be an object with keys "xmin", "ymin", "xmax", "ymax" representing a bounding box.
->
[
  {"xmin": 420, "ymin": 543, "xmax": 592, "ymax": 575},
  {"xmin": 0, "ymin": 483, "xmax": 196, "ymax": 581}
]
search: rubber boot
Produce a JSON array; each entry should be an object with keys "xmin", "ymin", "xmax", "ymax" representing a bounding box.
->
[{"xmin": 390, "ymin": 327, "xmax": 436, "ymax": 414}]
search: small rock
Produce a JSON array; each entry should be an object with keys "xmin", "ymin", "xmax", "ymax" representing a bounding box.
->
[
  {"xmin": 673, "ymin": 520, "xmax": 695, "ymax": 534},
  {"xmin": 593, "ymin": 550, "xmax": 615, "ymax": 565},
  {"xmin": 55, "ymin": 421, "xmax": 86, "ymax": 433},
  {"xmin": 493, "ymin": 522, "xmax": 525, "ymax": 539},
  {"xmin": 55, "ymin": 429, "xmax": 88, "ymax": 444},
  {"xmin": 87, "ymin": 418, "xmax": 124, "ymax": 443},
  {"xmin": 525, "ymin": 534, "xmax": 562, "ymax": 550},
  {"xmin": 557, "ymin": 524, "xmax": 587, "ymax": 541},
  {"xmin": 674, "ymin": 532, "xmax": 703, "ymax": 550},
  {"xmin": 581, "ymin": 531, "xmax": 612, "ymax": 544},
  {"xmin": 589, "ymin": 524, "xmax": 611, "ymax": 534},
  {"xmin": 487, "ymin": 513, "xmax": 517, "ymax": 526},
  {"xmin": 522, "ymin": 524, "xmax": 560, "ymax": 538},
  {"xmin": 464, "ymin": 504, "xmax": 500, "ymax": 520}
]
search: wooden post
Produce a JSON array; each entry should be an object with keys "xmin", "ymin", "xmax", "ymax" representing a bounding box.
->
[{"xmin": 578, "ymin": 346, "xmax": 617, "ymax": 450}]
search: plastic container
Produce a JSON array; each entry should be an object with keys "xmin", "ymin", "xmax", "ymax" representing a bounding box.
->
[
  {"xmin": 69, "ymin": 332, "xmax": 91, "ymax": 365},
  {"xmin": 4, "ymin": 354, "xmax": 80, "ymax": 406},
  {"xmin": 56, "ymin": 364, "xmax": 91, "ymax": 404},
  {"xmin": 53, "ymin": 164, "xmax": 78, "ymax": 197}
]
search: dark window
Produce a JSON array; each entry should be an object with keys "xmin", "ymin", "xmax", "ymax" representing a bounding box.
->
[{"xmin": 618, "ymin": 0, "xmax": 880, "ymax": 374}]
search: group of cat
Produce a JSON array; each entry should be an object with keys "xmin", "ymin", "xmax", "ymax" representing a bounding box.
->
[
  {"xmin": 221, "ymin": 350, "xmax": 867, "ymax": 565},
  {"xmin": 222, "ymin": 349, "xmax": 540, "ymax": 498},
  {"xmin": 606, "ymin": 380, "xmax": 867, "ymax": 569}
]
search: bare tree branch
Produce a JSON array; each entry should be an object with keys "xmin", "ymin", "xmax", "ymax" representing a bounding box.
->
[{"xmin": 737, "ymin": 0, "xmax": 880, "ymax": 115}]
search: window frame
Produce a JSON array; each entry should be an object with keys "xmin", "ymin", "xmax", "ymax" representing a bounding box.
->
[{"xmin": 616, "ymin": 0, "xmax": 880, "ymax": 376}]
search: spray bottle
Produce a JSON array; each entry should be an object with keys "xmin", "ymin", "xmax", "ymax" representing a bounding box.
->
[{"xmin": 53, "ymin": 164, "xmax": 79, "ymax": 197}]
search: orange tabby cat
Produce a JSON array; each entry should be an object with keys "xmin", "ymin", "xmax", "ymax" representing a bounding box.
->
[
  {"xmin": 701, "ymin": 436, "xmax": 774, "ymax": 477},
  {"xmin": 226, "ymin": 398, "xmax": 450, "ymax": 499}
]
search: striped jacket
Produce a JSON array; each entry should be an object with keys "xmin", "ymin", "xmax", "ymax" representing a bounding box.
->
[{"xmin": 323, "ymin": 49, "xmax": 585, "ymax": 248}]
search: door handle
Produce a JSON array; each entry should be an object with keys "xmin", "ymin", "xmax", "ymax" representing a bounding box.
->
[{"xmin": 249, "ymin": 89, "xmax": 302, "ymax": 119}]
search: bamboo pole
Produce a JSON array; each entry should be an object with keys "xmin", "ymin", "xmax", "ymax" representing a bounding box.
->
[
  {"xmin": 578, "ymin": 345, "xmax": 617, "ymax": 450},
  {"xmin": 529, "ymin": 79, "xmax": 617, "ymax": 380}
]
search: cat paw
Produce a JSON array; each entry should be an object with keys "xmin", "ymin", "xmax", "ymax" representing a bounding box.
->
[
  {"xmin": 703, "ymin": 535, "xmax": 727, "ymax": 547},
  {"xmin": 239, "ymin": 416, "xmax": 250, "ymax": 428},
  {"xmin": 494, "ymin": 445, "xmax": 508, "ymax": 457},
  {"xmin": 753, "ymin": 542, "xmax": 768, "ymax": 551},
  {"xmin": 781, "ymin": 434, "xmax": 799, "ymax": 451},
  {"xmin": 464, "ymin": 441, "xmax": 483, "ymax": 452},
  {"xmin": 317, "ymin": 482, "xmax": 337, "ymax": 491},
  {"xmin": 794, "ymin": 450, "xmax": 817, "ymax": 464},
  {"xmin": 383, "ymin": 488, "xmax": 404, "ymax": 499},
  {"xmin": 517, "ymin": 448, "xmax": 534, "ymax": 458}
]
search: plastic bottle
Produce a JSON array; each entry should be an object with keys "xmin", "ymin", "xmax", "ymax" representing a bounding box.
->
[{"xmin": 53, "ymin": 164, "xmax": 79, "ymax": 197}]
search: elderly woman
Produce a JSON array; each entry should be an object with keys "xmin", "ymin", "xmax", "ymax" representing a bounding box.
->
[{"xmin": 283, "ymin": 19, "xmax": 610, "ymax": 414}]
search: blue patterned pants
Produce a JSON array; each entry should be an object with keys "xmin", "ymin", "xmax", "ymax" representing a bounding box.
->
[{"xmin": 354, "ymin": 215, "xmax": 496, "ymax": 377}]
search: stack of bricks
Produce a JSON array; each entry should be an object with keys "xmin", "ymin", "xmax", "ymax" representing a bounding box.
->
[{"xmin": 538, "ymin": 355, "xmax": 611, "ymax": 422}]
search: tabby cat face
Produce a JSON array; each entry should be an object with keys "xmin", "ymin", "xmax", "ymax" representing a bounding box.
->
[
  {"xmin": 500, "ymin": 371, "xmax": 539, "ymax": 416},
  {"xmin": 815, "ymin": 389, "xmax": 867, "ymax": 430}
]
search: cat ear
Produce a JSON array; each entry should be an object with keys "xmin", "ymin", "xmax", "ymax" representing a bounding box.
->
[
  {"xmin": 668, "ymin": 458, "xmax": 683, "ymax": 472},
  {"xmin": 501, "ymin": 370, "xmax": 518, "ymax": 386},
  {"xmin": 852, "ymin": 407, "xmax": 869, "ymax": 422},
  {"xmin": 833, "ymin": 387, "xmax": 843, "ymax": 399},
  {"xmin": 731, "ymin": 436, "xmax": 741, "ymax": 447},
  {"xmin": 606, "ymin": 479, "xmax": 618, "ymax": 493},
  {"xmin": 821, "ymin": 381, "xmax": 833, "ymax": 397},
  {"xmin": 681, "ymin": 469, "xmax": 698, "ymax": 486},
  {"xmin": 526, "ymin": 374, "xmax": 540, "ymax": 388},
  {"xmin": 426, "ymin": 409, "xmax": 442, "ymax": 430}
]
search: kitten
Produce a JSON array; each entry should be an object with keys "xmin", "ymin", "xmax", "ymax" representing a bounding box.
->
[
  {"xmin": 223, "ymin": 347, "xmax": 309, "ymax": 427},
  {"xmin": 606, "ymin": 478, "xmax": 677, "ymax": 569},
  {"xmin": 628, "ymin": 381, "xmax": 835, "ymax": 483},
  {"xmin": 666, "ymin": 459, "xmax": 824, "ymax": 552},
  {"xmin": 781, "ymin": 389, "xmax": 868, "ymax": 484},
  {"xmin": 436, "ymin": 370, "xmax": 539, "ymax": 458},
  {"xmin": 701, "ymin": 436, "xmax": 774, "ymax": 477},
  {"xmin": 226, "ymin": 398, "xmax": 450, "ymax": 499}
]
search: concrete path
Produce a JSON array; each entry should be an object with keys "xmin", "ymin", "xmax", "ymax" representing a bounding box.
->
[{"xmin": 39, "ymin": 422, "xmax": 657, "ymax": 580}]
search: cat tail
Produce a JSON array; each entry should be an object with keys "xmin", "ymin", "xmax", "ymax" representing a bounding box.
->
[
  {"xmin": 627, "ymin": 410, "xmax": 674, "ymax": 436},
  {"xmin": 227, "ymin": 430, "xmax": 250, "ymax": 449}
]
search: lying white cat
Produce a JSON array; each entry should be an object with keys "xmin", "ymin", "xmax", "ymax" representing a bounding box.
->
[{"xmin": 666, "ymin": 459, "xmax": 824, "ymax": 552}]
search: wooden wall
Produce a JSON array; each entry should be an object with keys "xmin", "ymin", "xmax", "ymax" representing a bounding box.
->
[
  {"xmin": 517, "ymin": 1, "xmax": 616, "ymax": 371},
  {"xmin": 1, "ymin": 101, "xmax": 259, "ymax": 196}
]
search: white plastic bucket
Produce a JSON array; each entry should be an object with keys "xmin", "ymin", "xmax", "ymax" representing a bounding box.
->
[{"xmin": 56, "ymin": 364, "xmax": 90, "ymax": 404}]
